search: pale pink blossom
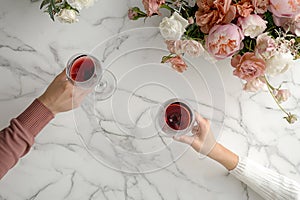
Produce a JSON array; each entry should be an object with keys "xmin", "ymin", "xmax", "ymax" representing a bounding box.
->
[
  {"xmin": 269, "ymin": 0, "xmax": 300, "ymax": 18},
  {"xmin": 265, "ymin": 52, "xmax": 294, "ymax": 76},
  {"xmin": 142, "ymin": 0, "xmax": 165, "ymax": 16},
  {"xmin": 165, "ymin": 56, "xmax": 187, "ymax": 73},
  {"xmin": 195, "ymin": 0, "xmax": 236, "ymax": 34},
  {"xmin": 166, "ymin": 40, "xmax": 204, "ymax": 57},
  {"xmin": 188, "ymin": 17, "xmax": 194, "ymax": 24},
  {"xmin": 255, "ymin": 33, "xmax": 277, "ymax": 60},
  {"xmin": 181, "ymin": 40, "xmax": 204, "ymax": 57},
  {"xmin": 274, "ymin": 89, "xmax": 291, "ymax": 103},
  {"xmin": 252, "ymin": 0, "xmax": 270, "ymax": 14},
  {"xmin": 285, "ymin": 114, "xmax": 297, "ymax": 124},
  {"xmin": 243, "ymin": 76, "xmax": 265, "ymax": 92},
  {"xmin": 128, "ymin": 8, "xmax": 138, "ymax": 20},
  {"xmin": 165, "ymin": 40, "xmax": 184, "ymax": 55},
  {"xmin": 231, "ymin": 52, "xmax": 266, "ymax": 81},
  {"xmin": 206, "ymin": 24, "xmax": 244, "ymax": 60},
  {"xmin": 238, "ymin": 14, "xmax": 267, "ymax": 38}
]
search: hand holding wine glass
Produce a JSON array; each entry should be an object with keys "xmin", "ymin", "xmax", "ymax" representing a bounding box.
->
[
  {"xmin": 38, "ymin": 69, "xmax": 91, "ymax": 115},
  {"xmin": 173, "ymin": 111, "xmax": 217, "ymax": 155},
  {"xmin": 173, "ymin": 112, "xmax": 238, "ymax": 170}
]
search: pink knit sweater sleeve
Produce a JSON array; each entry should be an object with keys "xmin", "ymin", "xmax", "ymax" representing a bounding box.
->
[{"xmin": 0, "ymin": 99, "xmax": 54, "ymax": 179}]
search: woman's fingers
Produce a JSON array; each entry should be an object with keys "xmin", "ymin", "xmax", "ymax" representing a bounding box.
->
[
  {"xmin": 173, "ymin": 135, "xmax": 195, "ymax": 145},
  {"xmin": 194, "ymin": 111, "xmax": 206, "ymax": 125}
]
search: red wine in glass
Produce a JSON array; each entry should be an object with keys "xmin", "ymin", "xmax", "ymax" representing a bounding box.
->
[
  {"xmin": 156, "ymin": 98, "xmax": 194, "ymax": 136},
  {"xmin": 66, "ymin": 53, "xmax": 117, "ymax": 100},
  {"xmin": 66, "ymin": 54, "xmax": 101, "ymax": 88},
  {"xmin": 165, "ymin": 102, "xmax": 192, "ymax": 131},
  {"xmin": 70, "ymin": 56, "xmax": 95, "ymax": 82}
]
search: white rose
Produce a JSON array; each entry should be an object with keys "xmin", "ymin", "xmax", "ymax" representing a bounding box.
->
[
  {"xmin": 67, "ymin": 0, "xmax": 94, "ymax": 10},
  {"xmin": 265, "ymin": 52, "xmax": 294, "ymax": 76},
  {"xmin": 238, "ymin": 14, "xmax": 267, "ymax": 38},
  {"xmin": 56, "ymin": 9, "xmax": 79, "ymax": 23},
  {"xmin": 159, "ymin": 12, "xmax": 189, "ymax": 40}
]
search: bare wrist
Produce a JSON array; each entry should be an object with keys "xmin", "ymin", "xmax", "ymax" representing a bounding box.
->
[
  {"xmin": 207, "ymin": 143, "xmax": 238, "ymax": 171},
  {"xmin": 37, "ymin": 95, "xmax": 57, "ymax": 115}
]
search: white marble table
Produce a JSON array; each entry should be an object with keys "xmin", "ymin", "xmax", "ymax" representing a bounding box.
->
[{"xmin": 0, "ymin": 0, "xmax": 300, "ymax": 199}]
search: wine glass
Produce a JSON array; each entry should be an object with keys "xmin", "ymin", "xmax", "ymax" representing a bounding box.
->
[
  {"xmin": 66, "ymin": 53, "xmax": 117, "ymax": 100},
  {"xmin": 155, "ymin": 98, "xmax": 195, "ymax": 136}
]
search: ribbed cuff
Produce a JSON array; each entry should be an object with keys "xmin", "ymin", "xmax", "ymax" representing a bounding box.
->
[
  {"xmin": 229, "ymin": 156, "xmax": 300, "ymax": 200},
  {"xmin": 229, "ymin": 156, "xmax": 246, "ymax": 176},
  {"xmin": 16, "ymin": 99, "xmax": 54, "ymax": 137}
]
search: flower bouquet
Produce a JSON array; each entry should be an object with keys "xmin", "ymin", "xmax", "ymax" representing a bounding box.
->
[
  {"xmin": 128, "ymin": 0, "xmax": 300, "ymax": 123},
  {"xmin": 39, "ymin": 0, "xmax": 95, "ymax": 23}
]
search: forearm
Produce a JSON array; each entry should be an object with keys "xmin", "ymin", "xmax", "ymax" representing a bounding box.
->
[
  {"xmin": 207, "ymin": 143, "xmax": 238, "ymax": 170},
  {"xmin": 0, "ymin": 99, "xmax": 54, "ymax": 179}
]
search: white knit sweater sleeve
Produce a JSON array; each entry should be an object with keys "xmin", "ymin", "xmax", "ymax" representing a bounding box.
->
[{"xmin": 229, "ymin": 157, "xmax": 300, "ymax": 200}]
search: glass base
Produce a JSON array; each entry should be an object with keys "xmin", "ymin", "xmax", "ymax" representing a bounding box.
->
[{"xmin": 95, "ymin": 70, "xmax": 117, "ymax": 101}]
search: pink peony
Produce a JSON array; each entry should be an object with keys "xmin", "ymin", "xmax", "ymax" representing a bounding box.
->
[
  {"xmin": 243, "ymin": 76, "xmax": 265, "ymax": 92},
  {"xmin": 206, "ymin": 24, "xmax": 244, "ymax": 60},
  {"xmin": 165, "ymin": 56, "xmax": 187, "ymax": 73},
  {"xmin": 272, "ymin": 15, "xmax": 291, "ymax": 29},
  {"xmin": 269, "ymin": 0, "xmax": 300, "ymax": 18},
  {"xmin": 195, "ymin": 0, "xmax": 236, "ymax": 34},
  {"xmin": 231, "ymin": 52, "xmax": 266, "ymax": 81},
  {"xmin": 252, "ymin": 0, "xmax": 270, "ymax": 14},
  {"xmin": 142, "ymin": 0, "xmax": 165, "ymax": 16},
  {"xmin": 291, "ymin": 14, "xmax": 300, "ymax": 36},
  {"xmin": 274, "ymin": 89, "xmax": 291, "ymax": 103},
  {"xmin": 255, "ymin": 33, "xmax": 277, "ymax": 60},
  {"xmin": 238, "ymin": 14, "xmax": 267, "ymax": 38},
  {"xmin": 273, "ymin": 14, "xmax": 300, "ymax": 36}
]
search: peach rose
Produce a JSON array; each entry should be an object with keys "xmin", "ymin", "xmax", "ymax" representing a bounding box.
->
[
  {"xmin": 165, "ymin": 56, "xmax": 187, "ymax": 73},
  {"xmin": 231, "ymin": 52, "xmax": 266, "ymax": 81},
  {"xmin": 195, "ymin": 0, "xmax": 236, "ymax": 34},
  {"xmin": 142, "ymin": 0, "xmax": 165, "ymax": 16},
  {"xmin": 165, "ymin": 40, "xmax": 184, "ymax": 55},
  {"xmin": 235, "ymin": 0, "xmax": 254, "ymax": 17}
]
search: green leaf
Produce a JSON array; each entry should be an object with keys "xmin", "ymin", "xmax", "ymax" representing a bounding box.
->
[
  {"xmin": 40, "ymin": 0, "xmax": 50, "ymax": 9},
  {"xmin": 48, "ymin": 5, "xmax": 55, "ymax": 21},
  {"xmin": 50, "ymin": 0, "xmax": 59, "ymax": 13}
]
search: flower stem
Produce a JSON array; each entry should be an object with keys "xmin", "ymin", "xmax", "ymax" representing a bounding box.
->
[
  {"xmin": 264, "ymin": 75, "xmax": 289, "ymax": 116},
  {"xmin": 160, "ymin": 4, "xmax": 174, "ymax": 12}
]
